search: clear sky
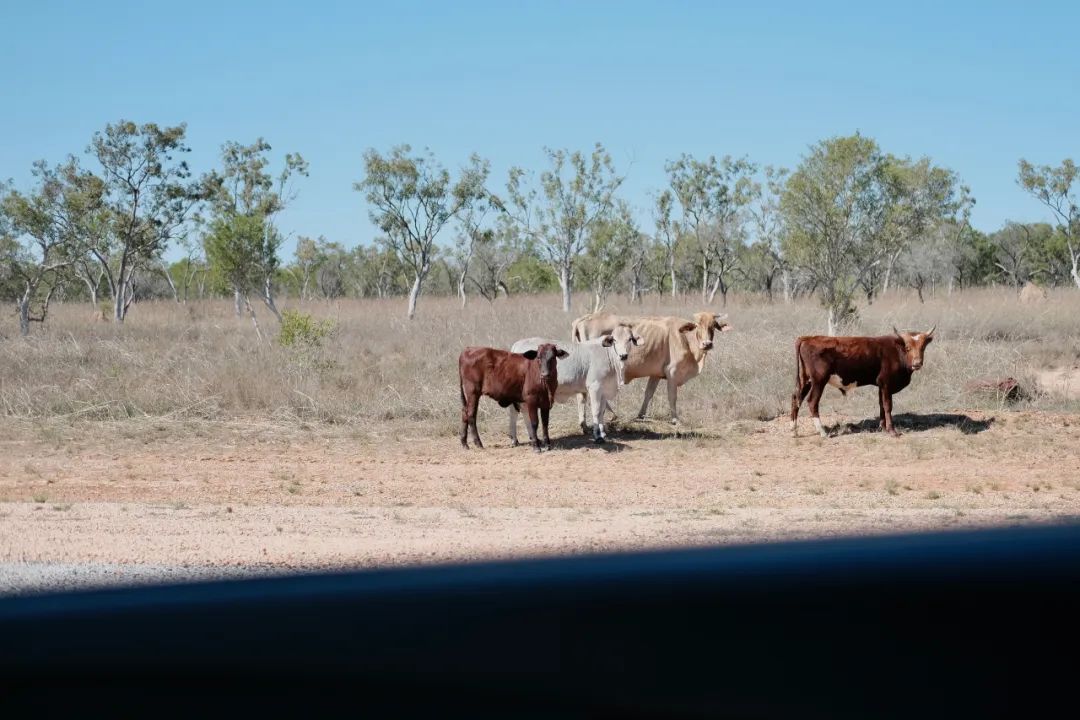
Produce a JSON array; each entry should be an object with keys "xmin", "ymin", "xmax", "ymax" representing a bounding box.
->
[{"xmin": 2, "ymin": 0, "xmax": 1077, "ymax": 259}]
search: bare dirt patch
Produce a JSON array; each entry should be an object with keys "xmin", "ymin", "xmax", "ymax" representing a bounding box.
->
[{"xmin": 2, "ymin": 410, "xmax": 1078, "ymax": 590}]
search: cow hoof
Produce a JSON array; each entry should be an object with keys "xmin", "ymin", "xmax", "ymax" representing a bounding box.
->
[
  {"xmin": 532, "ymin": 446, "xmax": 543, "ymax": 454},
  {"xmin": 888, "ymin": 430, "xmax": 902, "ymax": 438},
  {"xmin": 509, "ymin": 440, "xmax": 519, "ymax": 448},
  {"xmin": 593, "ymin": 436, "xmax": 606, "ymax": 444}
]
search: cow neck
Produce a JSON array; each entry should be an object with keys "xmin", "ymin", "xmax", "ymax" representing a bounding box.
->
[{"xmin": 605, "ymin": 345, "xmax": 627, "ymax": 386}]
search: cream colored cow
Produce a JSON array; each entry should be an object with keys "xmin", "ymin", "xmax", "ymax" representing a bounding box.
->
[{"xmin": 572, "ymin": 311, "xmax": 731, "ymax": 425}]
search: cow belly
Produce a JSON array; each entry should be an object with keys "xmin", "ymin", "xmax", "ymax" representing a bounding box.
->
[{"xmin": 828, "ymin": 375, "xmax": 858, "ymax": 396}]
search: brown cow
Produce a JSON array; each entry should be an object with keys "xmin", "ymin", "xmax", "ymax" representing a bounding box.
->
[
  {"xmin": 459, "ymin": 343, "xmax": 568, "ymax": 452},
  {"xmin": 791, "ymin": 327, "xmax": 935, "ymax": 438}
]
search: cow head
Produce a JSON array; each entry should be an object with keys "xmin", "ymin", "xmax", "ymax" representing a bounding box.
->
[
  {"xmin": 523, "ymin": 343, "xmax": 569, "ymax": 381},
  {"xmin": 682, "ymin": 312, "xmax": 732, "ymax": 351},
  {"xmin": 893, "ymin": 325, "xmax": 935, "ymax": 371},
  {"xmin": 601, "ymin": 323, "xmax": 642, "ymax": 362}
]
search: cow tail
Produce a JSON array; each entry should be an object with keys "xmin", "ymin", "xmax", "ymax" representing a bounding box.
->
[
  {"xmin": 571, "ymin": 318, "xmax": 581, "ymax": 342},
  {"xmin": 794, "ymin": 339, "xmax": 807, "ymax": 392}
]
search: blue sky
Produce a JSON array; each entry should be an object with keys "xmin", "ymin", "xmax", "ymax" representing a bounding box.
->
[{"xmin": 2, "ymin": 0, "xmax": 1077, "ymax": 260}]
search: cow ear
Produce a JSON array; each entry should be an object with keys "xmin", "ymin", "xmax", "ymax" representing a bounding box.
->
[
  {"xmin": 679, "ymin": 322, "xmax": 697, "ymax": 334},
  {"xmin": 601, "ymin": 335, "xmax": 615, "ymax": 347},
  {"xmin": 632, "ymin": 335, "xmax": 642, "ymax": 345},
  {"xmin": 717, "ymin": 322, "xmax": 733, "ymax": 333},
  {"xmin": 556, "ymin": 348, "xmax": 570, "ymax": 359},
  {"xmin": 521, "ymin": 350, "xmax": 538, "ymax": 360}
]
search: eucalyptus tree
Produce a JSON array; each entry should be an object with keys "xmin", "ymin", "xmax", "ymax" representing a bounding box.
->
[
  {"xmin": 506, "ymin": 143, "xmax": 624, "ymax": 312},
  {"xmin": 0, "ymin": 159, "xmax": 105, "ymax": 335},
  {"xmin": 781, "ymin": 134, "xmax": 897, "ymax": 335},
  {"xmin": 207, "ymin": 138, "xmax": 308, "ymax": 321},
  {"xmin": 453, "ymin": 186, "xmax": 504, "ymax": 307},
  {"xmin": 581, "ymin": 201, "xmax": 636, "ymax": 311},
  {"xmin": 89, "ymin": 121, "xmax": 209, "ymax": 322},
  {"xmin": 653, "ymin": 190, "xmax": 679, "ymax": 297},
  {"xmin": 665, "ymin": 153, "xmax": 758, "ymax": 305},
  {"xmin": 749, "ymin": 166, "xmax": 791, "ymax": 302},
  {"xmin": 1017, "ymin": 158, "xmax": 1079, "ymax": 288},
  {"xmin": 357, "ymin": 146, "xmax": 489, "ymax": 318}
]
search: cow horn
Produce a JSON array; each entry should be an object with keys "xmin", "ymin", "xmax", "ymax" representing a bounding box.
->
[
  {"xmin": 892, "ymin": 325, "xmax": 903, "ymax": 339},
  {"xmin": 926, "ymin": 324, "xmax": 936, "ymax": 338}
]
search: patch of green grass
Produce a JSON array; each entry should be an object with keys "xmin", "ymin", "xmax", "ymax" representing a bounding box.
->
[
  {"xmin": 32, "ymin": 493, "xmax": 48, "ymax": 503},
  {"xmin": 926, "ymin": 490, "xmax": 941, "ymax": 500},
  {"xmin": 885, "ymin": 480, "xmax": 900, "ymax": 496}
]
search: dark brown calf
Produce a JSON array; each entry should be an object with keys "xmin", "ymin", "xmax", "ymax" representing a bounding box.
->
[
  {"xmin": 791, "ymin": 327, "xmax": 935, "ymax": 438},
  {"xmin": 459, "ymin": 343, "xmax": 568, "ymax": 452}
]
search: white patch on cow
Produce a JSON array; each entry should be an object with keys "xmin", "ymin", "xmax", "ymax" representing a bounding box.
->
[
  {"xmin": 813, "ymin": 417, "xmax": 826, "ymax": 437},
  {"xmin": 913, "ymin": 333, "xmax": 922, "ymax": 342},
  {"xmin": 828, "ymin": 374, "xmax": 857, "ymax": 397}
]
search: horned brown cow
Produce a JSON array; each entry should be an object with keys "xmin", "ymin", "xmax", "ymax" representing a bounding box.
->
[
  {"xmin": 459, "ymin": 343, "xmax": 568, "ymax": 453},
  {"xmin": 791, "ymin": 327, "xmax": 935, "ymax": 438}
]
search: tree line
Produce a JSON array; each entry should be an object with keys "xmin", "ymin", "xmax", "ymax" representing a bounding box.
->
[{"xmin": 2, "ymin": 120, "xmax": 1077, "ymax": 336}]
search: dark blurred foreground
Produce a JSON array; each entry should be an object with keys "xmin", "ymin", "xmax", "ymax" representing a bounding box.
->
[{"xmin": 3, "ymin": 524, "xmax": 1078, "ymax": 718}]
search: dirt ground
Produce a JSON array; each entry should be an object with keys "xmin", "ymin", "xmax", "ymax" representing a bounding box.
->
[{"xmin": 2, "ymin": 407, "xmax": 1079, "ymax": 594}]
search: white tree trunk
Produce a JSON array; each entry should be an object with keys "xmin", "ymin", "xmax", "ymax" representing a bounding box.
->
[
  {"xmin": 669, "ymin": 256, "xmax": 677, "ymax": 298},
  {"xmin": 458, "ymin": 271, "xmax": 468, "ymax": 308},
  {"xmin": 559, "ymin": 265, "xmax": 572, "ymax": 313},
  {"xmin": 261, "ymin": 275, "xmax": 283, "ymax": 323},
  {"xmin": 782, "ymin": 269, "xmax": 792, "ymax": 303},
  {"xmin": 1071, "ymin": 250, "xmax": 1080, "ymax": 289},
  {"xmin": 234, "ymin": 288, "xmax": 243, "ymax": 317},
  {"xmin": 17, "ymin": 295, "xmax": 31, "ymax": 337},
  {"xmin": 407, "ymin": 274, "xmax": 423, "ymax": 319}
]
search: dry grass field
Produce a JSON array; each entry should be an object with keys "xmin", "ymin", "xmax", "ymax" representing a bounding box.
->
[{"xmin": 2, "ymin": 289, "xmax": 1080, "ymax": 593}]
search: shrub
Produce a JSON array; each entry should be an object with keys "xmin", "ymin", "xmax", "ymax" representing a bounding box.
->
[{"xmin": 278, "ymin": 310, "xmax": 335, "ymax": 350}]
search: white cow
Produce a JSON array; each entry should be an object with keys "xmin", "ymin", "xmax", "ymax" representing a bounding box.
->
[{"xmin": 508, "ymin": 324, "xmax": 640, "ymax": 444}]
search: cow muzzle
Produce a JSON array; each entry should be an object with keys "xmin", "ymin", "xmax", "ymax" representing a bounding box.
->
[
  {"xmin": 701, "ymin": 341, "xmax": 713, "ymax": 350},
  {"xmin": 912, "ymin": 361, "xmax": 922, "ymax": 370},
  {"xmin": 618, "ymin": 353, "xmax": 629, "ymax": 361}
]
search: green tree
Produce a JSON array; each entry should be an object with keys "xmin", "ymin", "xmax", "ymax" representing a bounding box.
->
[
  {"xmin": 1017, "ymin": 158, "xmax": 1079, "ymax": 288},
  {"xmin": 356, "ymin": 146, "xmax": 489, "ymax": 318},
  {"xmin": 0, "ymin": 160, "xmax": 105, "ymax": 335},
  {"xmin": 89, "ymin": 121, "xmax": 207, "ymax": 322},
  {"xmin": 781, "ymin": 134, "xmax": 897, "ymax": 334},
  {"xmin": 653, "ymin": 190, "xmax": 679, "ymax": 297},
  {"xmin": 507, "ymin": 144, "xmax": 624, "ymax": 312},
  {"xmin": 665, "ymin": 153, "xmax": 759, "ymax": 305},
  {"xmin": 207, "ymin": 138, "xmax": 308, "ymax": 320},
  {"xmin": 204, "ymin": 213, "xmax": 273, "ymax": 338},
  {"xmin": 580, "ymin": 201, "xmax": 636, "ymax": 311},
  {"xmin": 293, "ymin": 236, "xmax": 319, "ymax": 301}
]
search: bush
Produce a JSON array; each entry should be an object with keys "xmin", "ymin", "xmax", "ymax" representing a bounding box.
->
[{"xmin": 278, "ymin": 310, "xmax": 335, "ymax": 349}]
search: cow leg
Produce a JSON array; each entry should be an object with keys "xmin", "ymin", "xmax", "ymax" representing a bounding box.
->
[
  {"xmin": 508, "ymin": 404, "xmax": 520, "ymax": 447},
  {"xmin": 576, "ymin": 392, "xmax": 590, "ymax": 435},
  {"xmin": 877, "ymin": 386, "xmax": 887, "ymax": 431},
  {"xmin": 460, "ymin": 388, "xmax": 474, "ymax": 449},
  {"xmin": 666, "ymin": 376, "xmax": 680, "ymax": 426},
  {"xmin": 637, "ymin": 377, "xmax": 661, "ymax": 420},
  {"xmin": 525, "ymin": 403, "xmax": 542, "ymax": 453},
  {"xmin": 540, "ymin": 405, "xmax": 552, "ymax": 451},
  {"xmin": 881, "ymin": 386, "xmax": 900, "ymax": 437},
  {"xmin": 791, "ymin": 381, "xmax": 811, "ymax": 435},
  {"xmin": 807, "ymin": 381, "xmax": 828, "ymax": 438},
  {"xmin": 469, "ymin": 400, "xmax": 484, "ymax": 449},
  {"xmin": 586, "ymin": 384, "xmax": 605, "ymax": 442}
]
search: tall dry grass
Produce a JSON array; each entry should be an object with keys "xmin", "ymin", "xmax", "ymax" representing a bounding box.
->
[{"xmin": 2, "ymin": 288, "xmax": 1078, "ymax": 437}]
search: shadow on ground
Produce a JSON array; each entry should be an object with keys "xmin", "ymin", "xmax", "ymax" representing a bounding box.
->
[{"xmin": 834, "ymin": 413, "xmax": 995, "ymax": 436}]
